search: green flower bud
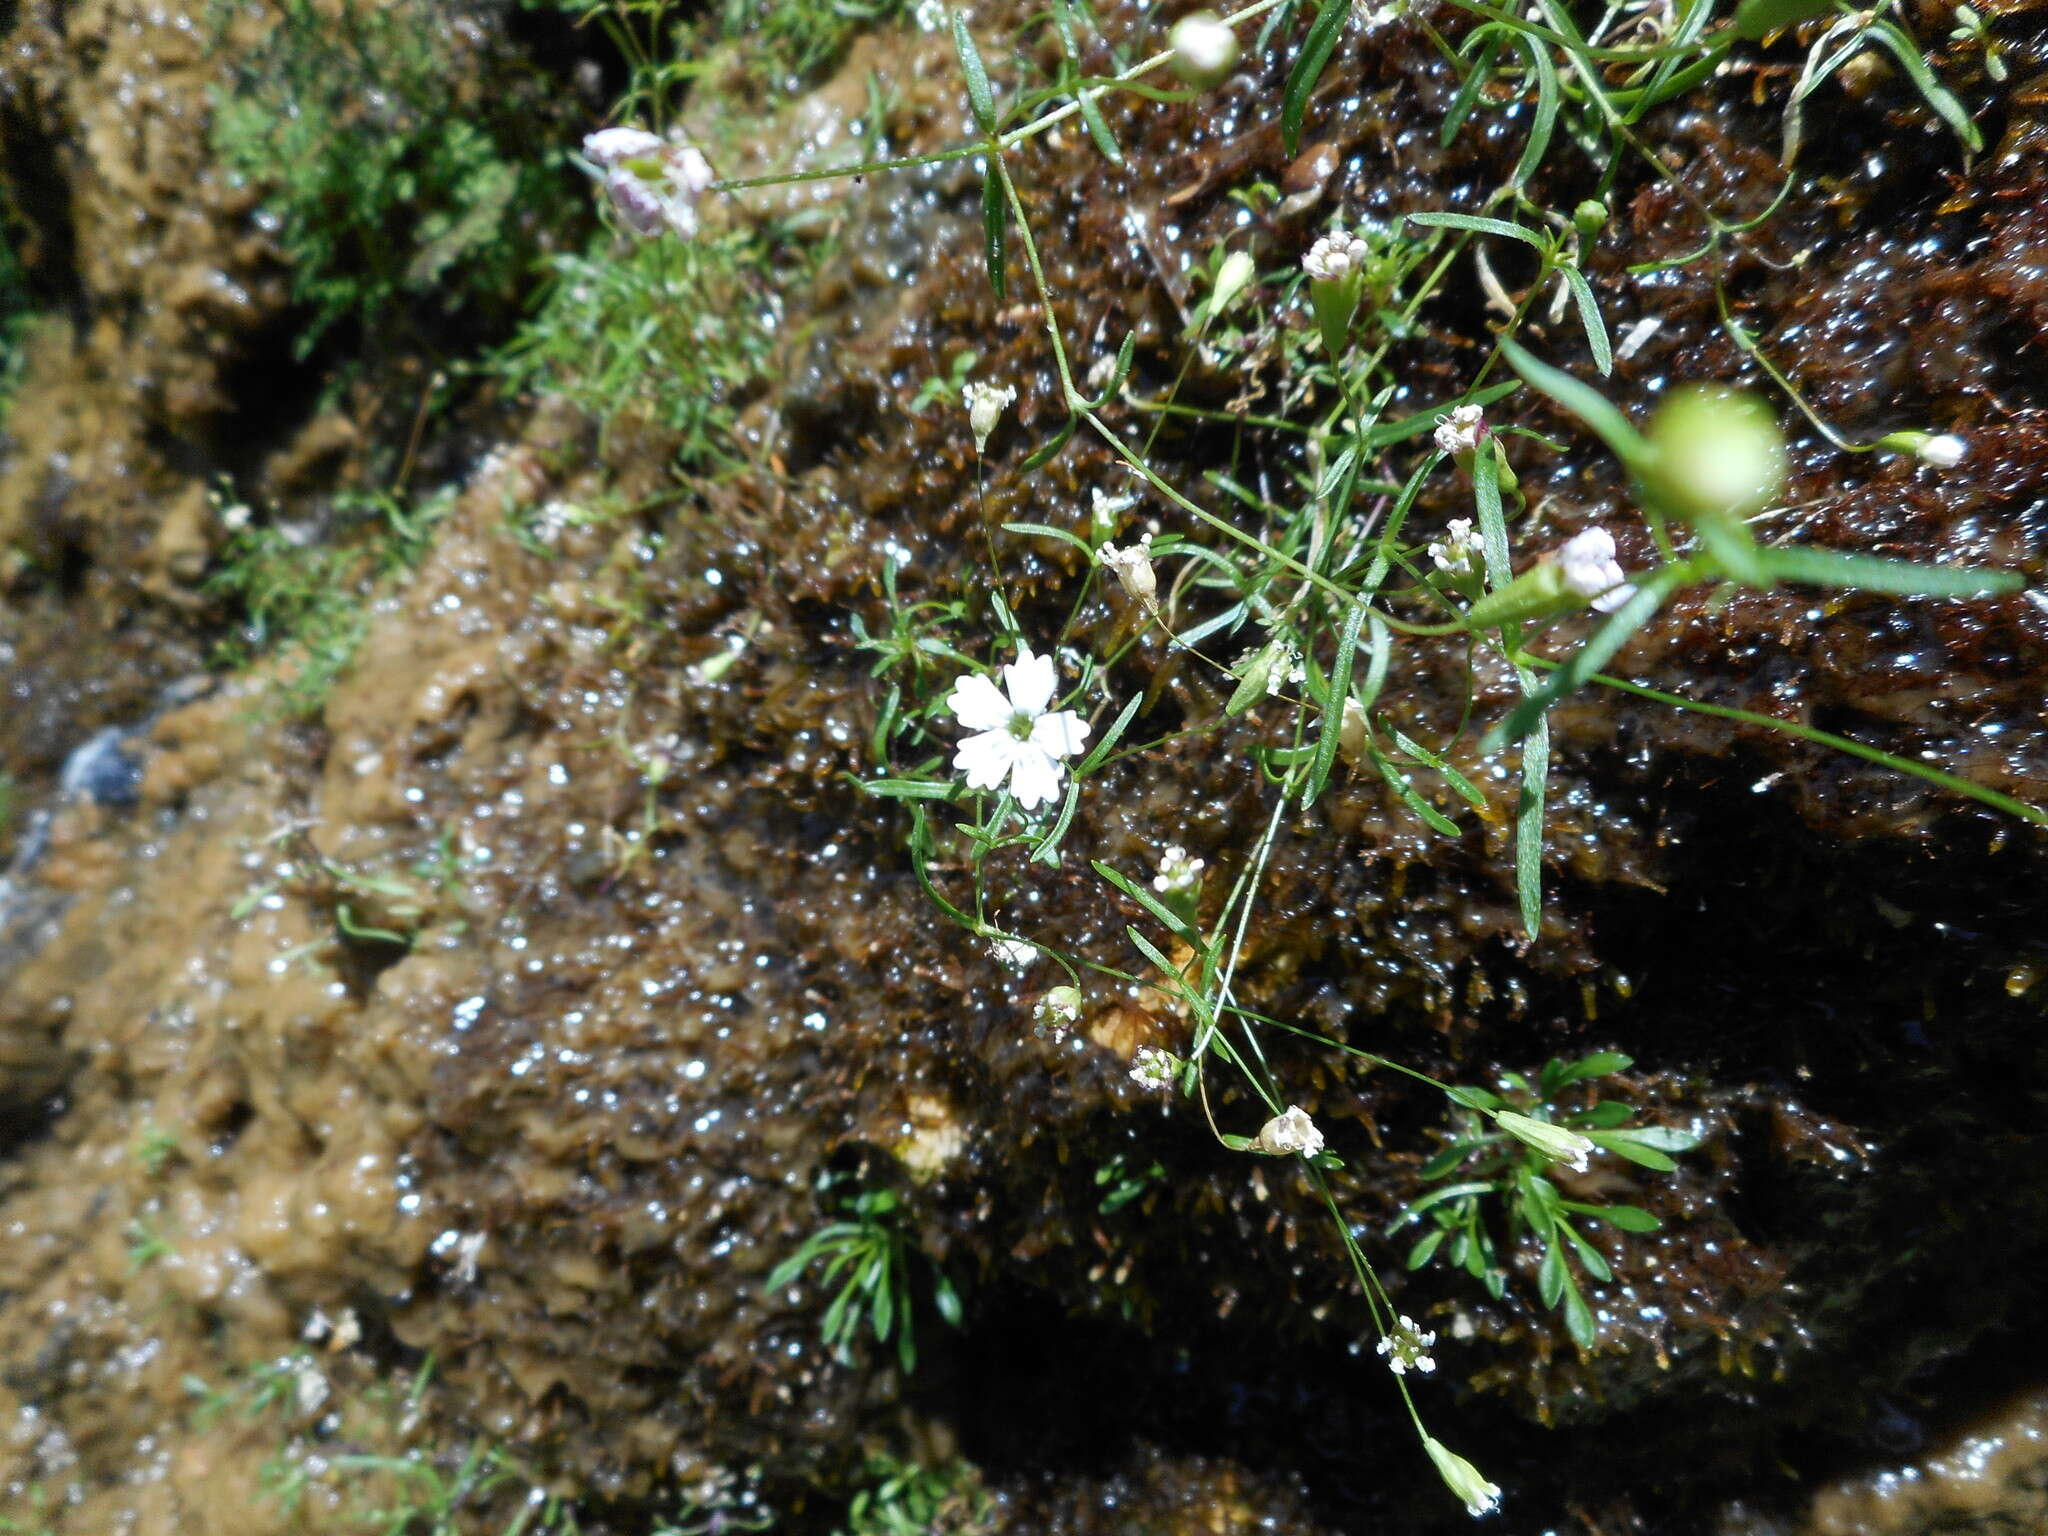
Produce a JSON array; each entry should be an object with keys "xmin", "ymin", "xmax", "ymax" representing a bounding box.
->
[
  {"xmin": 1493, "ymin": 1109, "xmax": 1595, "ymax": 1171},
  {"xmin": 1573, "ymin": 199, "xmax": 1608, "ymax": 241},
  {"xmin": 1424, "ymin": 1437, "xmax": 1502, "ymax": 1517},
  {"xmin": 1462, "ymin": 559, "xmax": 1575, "ymax": 632},
  {"xmin": 1645, "ymin": 386, "xmax": 1787, "ymax": 525},
  {"xmin": 1169, "ymin": 11, "xmax": 1240, "ymax": 86}
]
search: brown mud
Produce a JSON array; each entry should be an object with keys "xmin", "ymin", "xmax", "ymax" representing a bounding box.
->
[{"xmin": 3, "ymin": 0, "xmax": 2048, "ymax": 1532}]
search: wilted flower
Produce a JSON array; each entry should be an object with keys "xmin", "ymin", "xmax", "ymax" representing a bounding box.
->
[
  {"xmin": 1253, "ymin": 1105, "xmax": 1324, "ymax": 1157},
  {"xmin": 1377, "ymin": 1315, "xmax": 1438, "ymax": 1376},
  {"xmin": 1089, "ymin": 486, "xmax": 1137, "ymax": 541},
  {"xmin": 1169, "ymin": 11, "xmax": 1239, "ymax": 85},
  {"xmin": 1099, "ymin": 533, "xmax": 1157, "ymax": 604},
  {"xmin": 1555, "ymin": 527, "xmax": 1636, "ymax": 614},
  {"xmin": 946, "ymin": 643, "xmax": 1092, "ymax": 810},
  {"xmin": 988, "ymin": 935, "xmax": 1039, "ymax": 972},
  {"xmin": 1428, "ymin": 517, "xmax": 1482, "ymax": 577},
  {"xmin": 963, "ymin": 381, "xmax": 1016, "ymax": 454},
  {"xmin": 1433, "ymin": 404, "xmax": 1486, "ymax": 458},
  {"xmin": 1493, "ymin": 1109, "xmax": 1594, "ymax": 1172},
  {"xmin": 1303, "ymin": 230, "xmax": 1372, "ymax": 282},
  {"xmin": 1130, "ymin": 1045, "xmax": 1180, "ymax": 1091},
  {"xmin": 1424, "ymin": 1437, "xmax": 1502, "ymax": 1518}
]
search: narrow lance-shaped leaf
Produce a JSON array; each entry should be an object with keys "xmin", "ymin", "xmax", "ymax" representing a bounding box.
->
[
  {"xmin": 1281, "ymin": 0, "xmax": 1349, "ymax": 155},
  {"xmin": 953, "ymin": 12, "xmax": 998, "ymax": 134},
  {"xmin": 980, "ymin": 168, "xmax": 1008, "ymax": 300}
]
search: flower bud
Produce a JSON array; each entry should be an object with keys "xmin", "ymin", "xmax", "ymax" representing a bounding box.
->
[
  {"xmin": 1423, "ymin": 1437, "xmax": 1502, "ymax": 1518},
  {"xmin": 1493, "ymin": 1109, "xmax": 1595, "ymax": 1172},
  {"xmin": 1572, "ymin": 198, "xmax": 1608, "ymax": 241},
  {"xmin": 1170, "ymin": 11, "xmax": 1240, "ymax": 86},
  {"xmin": 1252, "ymin": 1105, "xmax": 1324, "ymax": 1157},
  {"xmin": 1878, "ymin": 429, "xmax": 1967, "ymax": 469},
  {"xmin": 1645, "ymin": 386, "xmax": 1786, "ymax": 525}
]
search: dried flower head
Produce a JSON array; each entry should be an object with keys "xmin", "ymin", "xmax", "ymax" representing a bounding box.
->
[
  {"xmin": 1099, "ymin": 533, "xmax": 1157, "ymax": 604},
  {"xmin": 1377, "ymin": 1315, "xmax": 1438, "ymax": 1376}
]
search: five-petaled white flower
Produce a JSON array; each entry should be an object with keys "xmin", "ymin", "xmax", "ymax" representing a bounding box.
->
[
  {"xmin": 1377, "ymin": 1315, "xmax": 1438, "ymax": 1376},
  {"xmin": 946, "ymin": 645, "xmax": 1091, "ymax": 810},
  {"xmin": 1556, "ymin": 527, "xmax": 1636, "ymax": 614}
]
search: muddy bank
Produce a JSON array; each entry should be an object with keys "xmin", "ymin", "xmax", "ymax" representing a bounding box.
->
[{"xmin": 4, "ymin": 0, "xmax": 2048, "ymax": 1532}]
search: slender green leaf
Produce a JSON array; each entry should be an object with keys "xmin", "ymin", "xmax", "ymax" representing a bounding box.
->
[
  {"xmin": 1515, "ymin": 700, "xmax": 1549, "ymax": 940},
  {"xmin": 1538, "ymin": 1239, "xmax": 1567, "ymax": 1306},
  {"xmin": 1407, "ymin": 211, "xmax": 1547, "ymax": 246},
  {"xmin": 1584, "ymin": 1129, "xmax": 1677, "ymax": 1171},
  {"xmin": 1758, "ymin": 545, "xmax": 2022, "ymax": 598},
  {"xmin": 1370, "ymin": 738, "xmax": 1462, "ymax": 836},
  {"xmin": 1094, "ymin": 859, "xmax": 1204, "ymax": 946},
  {"xmin": 1578, "ymin": 1202, "xmax": 1661, "ymax": 1232},
  {"xmin": 1018, "ymin": 414, "xmax": 1075, "ymax": 471},
  {"xmin": 953, "ymin": 13, "xmax": 998, "ymax": 133},
  {"xmin": 979, "ymin": 169, "xmax": 1007, "ymax": 300},
  {"xmin": 1304, "ymin": 598, "xmax": 1367, "ymax": 807},
  {"xmin": 1561, "ymin": 1274, "xmax": 1597, "ymax": 1348},
  {"xmin": 1500, "ymin": 335, "xmax": 1653, "ymax": 470},
  {"xmin": 1407, "ymin": 1228, "xmax": 1448, "ymax": 1269},
  {"xmin": 1485, "ymin": 564, "xmax": 1682, "ymax": 752},
  {"xmin": 1511, "ymin": 32, "xmax": 1561, "ymax": 188},
  {"xmin": 1472, "ymin": 437, "xmax": 1511, "ymax": 592},
  {"xmin": 1388, "ymin": 726, "xmax": 1487, "ymax": 810},
  {"xmin": 1868, "ymin": 20, "xmax": 1983, "ymax": 154},
  {"xmin": 1559, "ymin": 265, "xmax": 1612, "ymax": 375},
  {"xmin": 1282, "ymin": 0, "xmax": 1349, "ymax": 155},
  {"xmin": 1075, "ymin": 691, "xmax": 1145, "ymax": 776}
]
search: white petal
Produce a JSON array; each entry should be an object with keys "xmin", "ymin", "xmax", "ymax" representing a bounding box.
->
[
  {"xmin": 954, "ymin": 730, "xmax": 1021, "ymax": 791},
  {"xmin": 1002, "ymin": 646, "xmax": 1057, "ymax": 717},
  {"xmin": 1590, "ymin": 579, "xmax": 1638, "ymax": 614},
  {"xmin": 1006, "ymin": 745, "xmax": 1065, "ymax": 810},
  {"xmin": 1030, "ymin": 709, "xmax": 1091, "ymax": 761},
  {"xmin": 583, "ymin": 127, "xmax": 665, "ymax": 167},
  {"xmin": 947, "ymin": 673, "xmax": 1014, "ymax": 732}
]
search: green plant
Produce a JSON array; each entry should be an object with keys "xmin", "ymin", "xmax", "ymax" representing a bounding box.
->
[
  {"xmin": 134, "ymin": 1124, "xmax": 180, "ymax": 1176},
  {"xmin": 765, "ymin": 1175, "xmax": 963, "ymax": 1372},
  {"xmin": 206, "ymin": 486, "xmax": 451, "ymax": 718},
  {"xmin": 837, "ymin": 1454, "xmax": 991, "ymax": 1536},
  {"xmin": 1392, "ymin": 1052, "xmax": 1696, "ymax": 1348},
  {"xmin": 211, "ymin": 0, "xmax": 574, "ymax": 355}
]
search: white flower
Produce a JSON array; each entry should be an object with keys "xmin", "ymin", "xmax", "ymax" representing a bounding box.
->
[
  {"xmin": 1151, "ymin": 844, "xmax": 1205, "ymax": 896},
  {"xmin": 1555, "ymin": 527, "xmax": 1636, "ymax": 614},
  {"xmin": 1099, "ymin": 534, "xmax": 1157, "ymax": 604},
  {"xmin": 1130, "ymin": 1045, "xmax": 1180, "ymax": 1090},
  {"xmin": 1034, "ymin": 985, "xmax": 1082, "ymax": 1034},
  {"xmin": 1424, "ymin": 1438, "xmax": 1502, "ymax": 1518},
  {"xmin": 1428, "ymin": 517, "xmax": 1481, "ymax": 576},
  {"xmin": 989, "ymin": 935, "xmax": 1038, "ymax": 972},
  {"xmin": 1302, "ymin": 230, "xmax": 1372, "ymax": 282},
  {"xmin": 1089, "ymin": 486, "xmax": 1137, "ymax": 541},
  {"xmin": 1377, "ymin": 1315, "xmax": 1438, "ymax": 1376},
  {"xmin": 1253, "ymin": 1105, "xmax": 1324, "ymax": 1157},
  {"xmin": 912, "ymin": 0, "xmax": 947, "ymax": 30},
  {"xmin": 1493, "ymin": 1109, "xmax": 1595, "ymax": 1172},
  {"xmin": 1169, "ymin": 11, "xmax": 1240, "ymax": 85},
  {"xmin": 963, "ymin": 381, "xmax": 1017, "ymax": 454},
  {"xmin": 1918, "ymin": 433, "xmax": 1967, "ymax": 468},
  {"xmin": 582, "ymin": 127, "xmax": 666, "ymax": 167},
  {"xmin": 946, "ymin": 644, "xmax": 1091, "ymax": 810},
  {"xmin": 1433, "ymin": 404, "xmax": 1486, "ymax": 458}
]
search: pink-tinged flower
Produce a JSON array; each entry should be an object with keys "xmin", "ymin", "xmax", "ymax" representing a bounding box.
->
[{"xmin": 945, "ymin": 644, "xmax": 1091, "ymax": 810}]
